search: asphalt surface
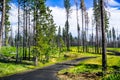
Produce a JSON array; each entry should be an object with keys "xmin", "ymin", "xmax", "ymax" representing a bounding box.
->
[
  {"xmin": 107, "ymin": 50, "xmax": 120, "ymax": 56},
  {"xmin": 0, "ymin": 57, "xmax": 96, "ymax": 80}
]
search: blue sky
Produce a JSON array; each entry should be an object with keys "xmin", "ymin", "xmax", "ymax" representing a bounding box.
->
[
  {"xmin": 116, "ymin": 0, "xmax": 120, "ymax": 3},
  {"xmin": 46, "ymin": 0, "xmax": 120, "ymax": 8},
  {"xmin": 11, "ymin": 0, "xmax": 93, "ymax": 9},
  {"xmin": 11, "ymin": 0, "xmax": 120, "ymax": 9},
  {"xmin": 46, "ymin": 0, "xmax": 93, "ymax": 9}
]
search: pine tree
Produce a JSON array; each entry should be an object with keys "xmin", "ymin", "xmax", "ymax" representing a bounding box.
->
[
  {"xmin": 32, "ymin": 0, "xmax": 56, "ymax": 65},
  {"xmin": 0, "ymin": 0, "xmax": 6, "ymax": 47},
  {"xmin": 4, "ymin": 0, "xmax": 11, "ymax": 46},
  {"xmin": 58, "ymin": 26, "xmax": 62, "ymax": 55},
  {"xmin": 16, "ymin": 0, "xmax": 20, "ymax": 63},
  {"xmin": 100, "ymin": 0, "xmax": 107, "ymax": 73},
  {"xmin": 112, "ymin": 27, "xmax": 116, "ymax": 47},
  {"xmin": 80, "ymin": 0, "xmax": 86, "ymax": 52},
  {"xmin": 62, "ymin": 28, "xmax": 66, "ymax": 47},
  {"xmin": 93, "ymin": 0, "xmax": 100, "ymax": 54},
  {"xmin": 74, "ymin": 0, "xmax": 80, "ymax": 52},
  {"xmin": 85, "ymin": 12, "xmax": 89, "ymax": 52},
  {"xmin": 64, "ymin": 0, "xmax": 71, "ymax": 51}
]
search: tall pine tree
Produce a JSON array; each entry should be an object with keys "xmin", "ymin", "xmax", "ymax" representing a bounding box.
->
[{"xmin": 64, "ymin": 0, "xmax": 71, "ymax": 51}]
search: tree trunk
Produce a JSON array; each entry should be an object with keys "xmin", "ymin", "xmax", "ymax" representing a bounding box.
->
[
  {"xmin": 16, "ymin": 0, "xmax": 20, "ymax": 63},
  {"xmin": 25, "ymin": 5, "xmax": 28, "ymax": 60},
  {"xmin": 28, "ymin": 8, "xmax": 31, "ymax": 60},
  {"xmin": 81, "ymin": 9, "xmax": 85, "ymax": 52},
  {"xmin": 0, "ymin": 0, "xmax": 6, "ymax": 47},
  {"xmin": 96, "ymin": 23, "xmax": 99, "ymax": 54},
  {"xmin": 100, "ymin": 0, "xmax": 107, "ymax": 73},
  {"xmin": 74, "ymin": 0, "xmax": 80, "ymax": 52},
  {"xmin": 23, "ymin": 1, "xmax": 25, "ymax": 59},
  {"xmin": 34, "ymin": 56, "xmax": 38, "ymax": 66},
  {"xmin": 66, "ymin": 20, "xmax": 70, "ymax": 51},
  {"xmin": 78, "ymin": 26, "xmax": 80, "ymax": 52}
]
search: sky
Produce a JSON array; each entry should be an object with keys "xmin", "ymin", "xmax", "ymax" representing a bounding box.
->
[
  {"xmin": 46, "ymin": 0, "xmax": 120, "ymax": 8},
  {"xmin": 45, "ymin": 0, "xmax": 120, "ymax": 36},
  {"xmin": 9, "ymin": 0, "xmax": 120, "ymax": 37},
  {"xmin": 46, "ymin": 0, "xmax": 93, "ymax": 8}
]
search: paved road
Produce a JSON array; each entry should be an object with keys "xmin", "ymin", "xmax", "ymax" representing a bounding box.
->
[
  {"xmin": 107, "ymin": 50, "xmax": 120, "ymax": 56},
  {"xmin": 0, "ymin": 57, "xmax": 96, "ymax": 80}
]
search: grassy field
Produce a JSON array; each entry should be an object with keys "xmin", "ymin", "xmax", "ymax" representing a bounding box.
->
[
  {"xmin": 58, "ymin": 55, "xmax": 120, "ymax": 80},
  {"xmin": 107, "ymin": 48, "xmax": 120, "ymax": 52},
  {"xmin": 0, "ymin": 46, "xmax": 100, "ymax": 77},
  {"xmin": 0, "ymin": 46, "xmax": 120, "ymax": 79}
]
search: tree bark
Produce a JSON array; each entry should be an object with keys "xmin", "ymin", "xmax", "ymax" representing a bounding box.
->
[
  {"xmin": 74, "ymin": 0, "xmax": 80, "ymax": 52},
  {"xmin": 100, "ymin": 0, "xmax": 107, "ymax": 73},
  {"xmin": 23, "ymin": 1, "xmax": 25, "ymax": 59},
  {"xmin": 96, "ymin": 23, "xmax": 99, "ymax": 54},
  {"xmin": 16, "ymin": 0, "xmax": 20, "ymax": 63},
  {"xmin": 81, "ymin": 9, "xmax": 85, "ymax": 52},
  {"xmin": 0, "ymin": 0, "xmax": 6, "ymax": 47},
  {"xmin": 28, "ymin": 8, "xmax": 31, "ymax": 60}
]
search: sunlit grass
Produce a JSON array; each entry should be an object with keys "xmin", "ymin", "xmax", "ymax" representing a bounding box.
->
[
  {"xmin": 0, "ymin": 47, "xmax": 100, "ymax": 77},
  {"xmin": 104, "ymin": 74, "xmax": 120, "ymax": 80},
  {"xmin": 0, "ymin": 62, "xmax": 35, "ymax": 77},
  {"xmin": 107, "ymin": 48, "xmax": 120, "ymax": 52},
  {"xmin": 58, "ymin": 55, "xmax": 120, "ymax": 79},
  {"xmin": 1, "ymin": 46, "xmax": 120, "ymax": 78}
]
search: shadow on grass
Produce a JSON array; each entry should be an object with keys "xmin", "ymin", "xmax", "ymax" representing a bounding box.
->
[
  {"xmin": 0, "ymin": 58, "xmax": 33, "ymax": 65},
  {"xmin": 111, "ymin": 66, "xmax": 120, "ymax": 70},
  {"xmin": 107, "ymin": 50, "xmax": 120, "ymax": 56},
  {"xmin": 76, "ymin": 64, "xmax": 101, "ymax": 69},
  {"xmin": 85, "ymin": 64, "xmax": 101, "ymax": 69}
]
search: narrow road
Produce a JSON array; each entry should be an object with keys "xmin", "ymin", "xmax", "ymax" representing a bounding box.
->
[
  {"xmin": 0, "ymin": 57, "xmax": 96, "ymax": 80},
  {"xmin": 107, "ymin": 50, "xmax": 120, "ymax": 56}
]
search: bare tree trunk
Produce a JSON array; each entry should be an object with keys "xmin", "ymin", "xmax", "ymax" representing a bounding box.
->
[
  {"xmin": 100, "ymin": 0, "xmax": 107, "ymax": 73},
  {"xmin": 96, "ymin": 23, "xmax": 99, "ymax": 54},
  {"xmin": 74, "ymin": 0, "xmax": 80, "ymax": 52},
  {"xmin": 33, "ymin": 1, "xmax": 38, "ymax": 66},
  {"xmin": 4, "ymin": 25, "xmax": 7, "ymax": 46},
  {"xmin": 23, "ymin": 1, "xmax": 25, "ymax": 59},
  {"xmin": 34, "ymin": 57, "xmax": 38, "ymax": 66},
  {"xmin": 16, "ymin": 0, "xmax": 20, "ymax": 63},
  {"xmin": 0, "ymin": 0, "xmax": 6, "ymax": 47},
  {"xmin": 28, "ymin": 8, "xmax": 31, "ymax": 60},
  {"xmin": 81, "ymin": 9, "xmax": 85, "ymax": 52},
  {"xmin": 25, "ymin": 4, "xmax": 28, "ymax": 60},
  {"xmin": 66, "ymin": 20, "xmax": 70, "ymax": 51},
  {"xmin": 85, "ymin": 12, "xmax": 89, "ymax": 52},
  {"xmin": 91, "ymin": 19, "xmax": 94, "ymax": 53}
]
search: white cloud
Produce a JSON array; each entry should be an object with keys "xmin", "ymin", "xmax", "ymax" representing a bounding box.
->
[
  {"xmin": 50, "ymin": 6, "xmax": 82, "ymax": 36},
  {"xmin": 9, "ymin": 3, "xmax": 24, "ymax": 37},
  {"xmin": 50, "ymin": 5, "xmax": 120, "ymax": 36},
  {"xmin": 109, "ymin": 7, "xmax": 120, "ymax": 31},
  {"xmin": 50, "ymin": 6, "xmax": 95, "ymax": 37},
  {"xmin": 50, "ymin": 7, "xmax": 66, "ymax": 28},
  {"xmin": 9, "ymin": 3, "xmax": 18, "ymax": 25},
  {"xmin": 9, "ymin": 3, "xmax": 18, "ymax": 37},
  {"xmin": 9, "ymin": 3, "xmax": 120, "ymax": 37}
]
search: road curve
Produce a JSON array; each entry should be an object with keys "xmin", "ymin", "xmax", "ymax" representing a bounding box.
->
[{"xmin": 0, "ymin": 57, "xmax": 96, "ymax": 80}]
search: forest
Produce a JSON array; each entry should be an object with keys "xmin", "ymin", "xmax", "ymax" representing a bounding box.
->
[{"xmin": 0, "ymin": 0, "xmax": 120, "ymax": 80}]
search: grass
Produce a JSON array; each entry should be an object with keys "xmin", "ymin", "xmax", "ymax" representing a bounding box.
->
[
  {"xmin": 0, "ymin": 46, "xmax": 100, "ymax": 77},
  {"xmin": 0, "ymin": 46, "xmax": 16, "ymax": 57},
  {"xmin": 1, "ymin": 46, "xmax": 120, "ymax": 79},
  {"xmin": 0, "ymin": 62, "xmax": 34, "ymax": 77},
  {"xmin": 104, "ymin": 74, "xmax": 120, "ymax": 80},
  {"xmin": 107, "ymin": 48, "xmax": 120, "ymax": 52},
  {"xmin": 58, "ymin": 55, "xmax": 120, "ymax": 80}
]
